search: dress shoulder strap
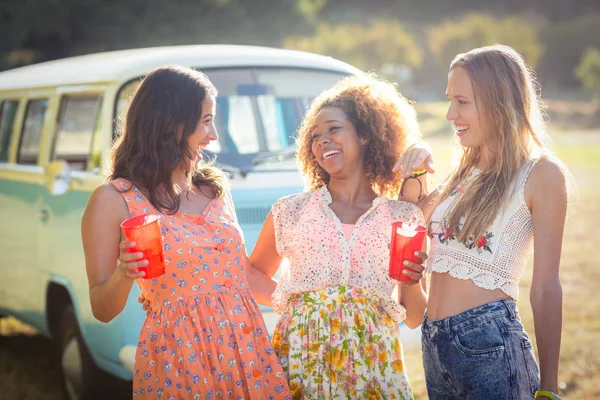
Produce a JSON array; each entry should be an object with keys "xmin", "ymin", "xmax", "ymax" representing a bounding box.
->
[
  {"xmin": 108, "ymin": 178, "xmax": 154, "ymax": 216},
  {"xmin": 109, "ymin": 177, "xmax": 134, "ymax": 193},
  {"xmin": 516, "ymin": 157, "xmax": 545, "ymax": 205},
  {"xmin": 520, "ymin": 158, "xmax": 543, "ymax": 188}
]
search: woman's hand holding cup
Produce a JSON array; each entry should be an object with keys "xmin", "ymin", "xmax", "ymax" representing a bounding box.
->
[
  {"xmin": 118, "ymin": 240, "xmax": 147, "ymax": 280},
  {"xmin": 400, "ymin": 251, "xmax": 427, "ymax": 285}
]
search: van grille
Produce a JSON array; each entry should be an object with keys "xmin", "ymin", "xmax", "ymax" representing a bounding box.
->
[{"xmin": 236, "ymin": 207, "xmax": 271, "ymax": 225}]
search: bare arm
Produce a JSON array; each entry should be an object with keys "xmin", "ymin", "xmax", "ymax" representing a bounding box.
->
[
  {"xmin": 247, "ymin": 211, "xmax": 283, "ymax": 306},
  {"xmin": 398, "ymin": 175, "xmax": 429, "ymax": 205},
  {"xmin": 398, "ymin": 240, "xmax": 429, "ymax": 329},
  {"xmin": 527, "ymin": 159, "xmax": 568, "ymax": 395},
  {"xmin": 418, "ymin": 180, "xmax": 447, "ymax": 220},
  {"xmin": 81, "ymin": 184, "xmax": 145, "ymax": 322},
  {"xmin": 394, "ymin": 141, "xmax": 435, "ymax": 204}
]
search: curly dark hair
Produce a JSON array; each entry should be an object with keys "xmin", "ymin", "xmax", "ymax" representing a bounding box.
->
[{"xmin": 296, "ymin": 73, "xmax": 421, "ymax": 198}]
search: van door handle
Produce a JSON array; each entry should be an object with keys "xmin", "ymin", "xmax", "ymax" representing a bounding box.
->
[{"xmin": 36, "ymin": 209, "xmax": 49, "ymax": 222}]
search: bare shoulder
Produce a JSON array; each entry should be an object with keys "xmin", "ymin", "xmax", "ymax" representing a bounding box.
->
[
  {"xmin": 84, "ymin": 183, "xmax": 129, "ymax": 220},
  {"xmin": 525, "ymin": 157, "xmax": 568, "ymax": 207},
  {"xmin": 526, "ymin": 157, "xmax": 567, "ymax": 192}
]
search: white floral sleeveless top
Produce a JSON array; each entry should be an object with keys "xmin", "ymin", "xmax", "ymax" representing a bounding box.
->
[
  {"xmin": 427, "ymin": 159, "xmax": 541, "ymax": 299},
  {"xmin": 271, "ymin": 185, "xmax": 425, "ymax": 322}
]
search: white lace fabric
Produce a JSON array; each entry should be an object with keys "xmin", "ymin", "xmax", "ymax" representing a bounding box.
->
[{"xmin": 427, "ymin": 159, "xmax": 540, "ymax": 299}]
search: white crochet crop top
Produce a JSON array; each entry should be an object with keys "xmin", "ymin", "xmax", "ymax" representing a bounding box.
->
[{"xmin": 426, "ymin": 159, "xmax": 541, "ymax": 299}]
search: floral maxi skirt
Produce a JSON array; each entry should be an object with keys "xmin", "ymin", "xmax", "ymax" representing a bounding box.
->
[{"xmin": 271, "ymin": 286, "xmax": 414, "ymax": 400}]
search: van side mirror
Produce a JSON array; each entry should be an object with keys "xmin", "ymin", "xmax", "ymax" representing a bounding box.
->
[{"xmin": 44, "ymin": 160, "xmax": 73, "ymax": 196}]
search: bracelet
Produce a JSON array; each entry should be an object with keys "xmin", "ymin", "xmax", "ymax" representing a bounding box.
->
[
  {"xmin": 410, "ymin": 169, "xmax": 428, "ymax": 178},
  {"xmin": 534, "ymin": 390, "xmax": 562, "ymax": 400}
]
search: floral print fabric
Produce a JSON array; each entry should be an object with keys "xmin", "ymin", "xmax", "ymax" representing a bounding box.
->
[
  {"xmin": 272, "ymin": 286, "xmax": 413, "ymax": 400},
  {"xmin": 435, "ymin": 223, "xmax": 494, "ymax": 254},
  {"xmin": 110, "ymin": 179, "xmax": 291, "ymax": 400}
]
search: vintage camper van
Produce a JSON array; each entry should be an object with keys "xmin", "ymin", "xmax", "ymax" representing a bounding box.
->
[{"xmin": 0, "ymin": 45, "xmax": 359, "ymax": 399}]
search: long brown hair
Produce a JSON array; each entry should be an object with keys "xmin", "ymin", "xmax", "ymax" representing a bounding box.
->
[
  {"xmin": 436, "ymin": 45, "xmax": 552, "ymax": 242},
  {"xmin": 108, "ymin": 65, "xmax": 227, "ymax": 213},
  {"xmin": 296, "ymin": 74, "xmax": 420, "ymax": 198}
]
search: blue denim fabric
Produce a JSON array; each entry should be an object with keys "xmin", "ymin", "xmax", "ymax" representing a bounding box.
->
[{"xmin": 421, "ymin": 299, "xmax": 540, "ymax": 399}]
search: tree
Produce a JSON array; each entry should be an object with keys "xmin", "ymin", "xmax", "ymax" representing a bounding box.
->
[
  {"xmin": 0, "ymin": 0, "xmax": 317, "ymax": 71},
  {"xmin": 576, "ymin": 48, "xmax": 600, "ymax": 99},
  {"xmin": 315, "ymin": 0, "xmax": 600, "ymax": 25},
  {"xmin": 537, "ymin": 14, "xmax": 600, "ymax": 89},
  {"xmin": 427, "ymin": 13, "xmax": 543, "ymax": 70},
  {"xmin": 283, "ymin": 19, "xmax": 422, "ymax": 74}
]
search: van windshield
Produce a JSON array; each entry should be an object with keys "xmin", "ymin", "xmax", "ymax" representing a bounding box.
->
[{"xmin": 115, "ymin": 67, "xmax": 350, "ymax": 173}]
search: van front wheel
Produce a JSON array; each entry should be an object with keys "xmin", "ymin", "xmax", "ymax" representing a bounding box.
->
[{"xmin": 58, "ymin": 305, "xmax": 131, "ymax": 400}]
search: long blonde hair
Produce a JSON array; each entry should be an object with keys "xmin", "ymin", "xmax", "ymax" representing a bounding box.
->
[{"xmin": 436, "ymin": 45, "xmax": 553, "ymax": 243}]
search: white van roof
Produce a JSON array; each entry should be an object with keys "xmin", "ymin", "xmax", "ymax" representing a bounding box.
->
[{"xmin": 0, "ymin": 45, "xmax": 361, "ymax": 91}]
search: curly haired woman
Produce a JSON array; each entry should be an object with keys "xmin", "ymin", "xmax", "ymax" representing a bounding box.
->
[{"xmin": 247, "ymin": 74, "xmax": 431, "ymax": 399}]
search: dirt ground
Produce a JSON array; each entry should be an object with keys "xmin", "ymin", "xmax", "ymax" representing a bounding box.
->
[{"xmin": 0, "ymin": 320, "xmax": 62, "ymax": 400}]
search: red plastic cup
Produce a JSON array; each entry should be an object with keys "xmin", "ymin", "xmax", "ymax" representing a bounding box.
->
[
  {"xmin": 389, "ymin": 221, "xmax": 427, "ymax": 282},
  {"xmin": 120, "ymin": 214, "xmax": 166, "ymax": 279}
]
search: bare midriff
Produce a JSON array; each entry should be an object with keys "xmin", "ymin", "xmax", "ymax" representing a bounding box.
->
[{"xmin": 426, "ymin": 272, "xmax": 511, "ymax": 321}]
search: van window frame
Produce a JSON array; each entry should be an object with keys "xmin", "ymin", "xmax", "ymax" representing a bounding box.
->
[
  {"xmin": 112, "ymin": 77, "xmax": 142, "ymax": 141},
  {"xmin": 16, "ymin": 97, "xmax": 49, "ymax": 165},
  {"xmin": 0, "ymin": 99, "xmax": 20, "ymax": 163},
  {"xmin": 51, "ymin": 93, "xmax": 103, "ymax": 171},
  {"xmin": 112, "ymin": 66, "xmax": 347, "ymax": 139}
]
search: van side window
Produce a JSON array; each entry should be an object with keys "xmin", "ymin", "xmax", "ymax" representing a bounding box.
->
[
  {"xmin": 17, "ymin": 99, "xmax": 48, "ymax": 164},
  {"xmin": 0, "ymin": 100, "xmax": 19, "ymax": 162},
  {"xmin": 52, "ymin": 95, "xmax": 102, "ymax": 170},
  {"xmin": 114, "ymin": 79, "xmax": 141, "ymax": 139}
]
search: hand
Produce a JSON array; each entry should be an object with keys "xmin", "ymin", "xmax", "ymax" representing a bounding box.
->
[
  {"xmin": 393, "ymin": 142, "xmax": 435, "ymax": 178},
  {"xmin": 137, "ymin": 293, "xmax": 153, "ymax": 315},
  {"xmin": 400, "ymin": 251, "xmax": 427, "ymax": 285},
  {"xmin": 118, "ymin": 240, "xmax": 147, "ymax": 280}
]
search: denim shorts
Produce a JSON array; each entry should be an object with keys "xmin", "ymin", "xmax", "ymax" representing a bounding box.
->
[{"xmin": 421, "ymin": 299, "xmax": 540, "ymax": 400}]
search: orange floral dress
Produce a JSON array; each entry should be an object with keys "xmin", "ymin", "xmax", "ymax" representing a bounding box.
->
[{"xmin": 111, "ymin": 179, "xmax": 291, "ymax": 400}]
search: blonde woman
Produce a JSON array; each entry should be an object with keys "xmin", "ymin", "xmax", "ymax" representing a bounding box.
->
[{"xmin": 420, "ymin": 45, "xmax": 573, "ymax": 400}]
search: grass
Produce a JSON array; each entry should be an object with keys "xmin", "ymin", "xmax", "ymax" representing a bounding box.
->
[
  {"xmin": 401, "ymin": 132, "xmax": 600, "ymax": 400},
  {"xmin": 1, "ymin": 113, "xmax": 599, "ymax": 399},
  {"xmin": 415, "ymin": 100, "xmax": 600, "ymax": 135}
]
